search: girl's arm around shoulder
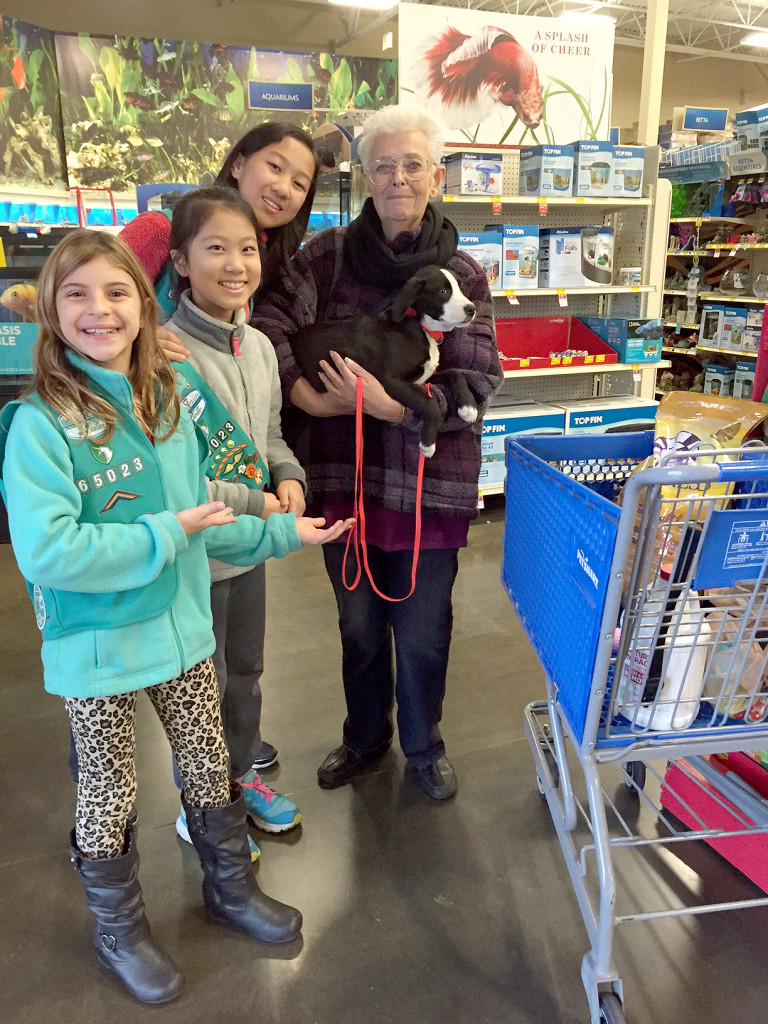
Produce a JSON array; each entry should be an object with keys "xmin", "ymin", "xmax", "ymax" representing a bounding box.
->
[{"xmin": 3, "ymin": 403, "xmax": 187, "ymax": 592}]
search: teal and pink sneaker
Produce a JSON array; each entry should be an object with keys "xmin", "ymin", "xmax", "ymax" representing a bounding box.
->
[
  {"xmin": 239, "ymin": 770, "xmax": 301, "ymax": 834},
  {"xmin": 176, "ymin": 806, "xmax": 260, "ymax": 862}
]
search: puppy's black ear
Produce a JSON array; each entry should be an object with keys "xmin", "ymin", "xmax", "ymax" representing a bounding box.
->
[{"xmin": 386, "ymin": 275, "xmax": 427, "ymax": 322}]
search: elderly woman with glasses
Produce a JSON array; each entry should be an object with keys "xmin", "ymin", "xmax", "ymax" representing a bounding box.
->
[{"xmin": 255, "ymin": 104, "xmax": 502, "ymax": 801}]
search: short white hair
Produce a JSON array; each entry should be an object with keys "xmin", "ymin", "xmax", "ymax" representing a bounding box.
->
[{"xmin": 357, "ymin": 104, "xmax": 445, "ymax": 167}]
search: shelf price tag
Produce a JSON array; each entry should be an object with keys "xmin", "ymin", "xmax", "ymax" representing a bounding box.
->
[
  {"xmin": 442, "ymin": 195, "xmax": 455, "ymax": 203},
  {"xmin": 537, "ymin": 197, "xmax": 548, "ymax": 216},
  {"xmin": 505, "ymin": 290, "xmax": 519, "ymax": 305},
  {"xmin": 714, "ymin": 248, "xmax": 721, "ymax": 257},
  {"xmin": 557, "ymin": 289, "xmax": 568, "ymax": 307},
  {"xmin": 632, "ymin": 364, "xmax": 641, "ymax": 382},
  {"xmin": 491, "ymin": 196, "xmax": 502, "ymax": 216}
]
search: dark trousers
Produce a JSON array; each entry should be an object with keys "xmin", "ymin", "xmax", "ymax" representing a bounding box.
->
[{"xmin": 322, "ymin": 544, "xmax": 459, "ymax": 768}]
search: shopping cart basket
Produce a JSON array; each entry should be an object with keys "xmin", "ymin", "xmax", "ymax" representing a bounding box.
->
[{"xmin": 503, "ymin": 430, "xmax": 768, "ymax": 1024}]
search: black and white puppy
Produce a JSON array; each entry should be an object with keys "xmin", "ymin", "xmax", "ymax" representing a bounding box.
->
[{"xmin": 291, "ymin": 266, "xmax": 478, "ymax": 457}]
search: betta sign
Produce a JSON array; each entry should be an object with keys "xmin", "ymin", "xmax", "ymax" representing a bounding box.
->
[{"xmin": 399, "ymin": 3, "xmax": 614, "ymax": 146}]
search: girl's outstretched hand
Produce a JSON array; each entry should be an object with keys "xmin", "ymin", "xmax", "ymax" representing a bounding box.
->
[
  {"xmin": 176, "ymin": 500, "xmax": 236, "ymax": 535},
  {"xmin": 296, "ymin": 516, "xmax": 355, "ymax": 545}
]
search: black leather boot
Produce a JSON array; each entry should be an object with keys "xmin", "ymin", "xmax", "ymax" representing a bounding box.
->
[
  {"xmin": 70, "ymin": 827, "xmax": 184, "ymax": 1004},
  {"xmin": 183, "ymin": 791, "xmax": 302, "ymax": 944}
]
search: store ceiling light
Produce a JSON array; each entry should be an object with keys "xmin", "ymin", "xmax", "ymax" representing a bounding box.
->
[
  {"xmin": 741, "ymin": 31, "xmax": 768, "ymax": 48},
  {"xmin": 327, "ymin": 0, "xmax": 399, "ymax": 10}
]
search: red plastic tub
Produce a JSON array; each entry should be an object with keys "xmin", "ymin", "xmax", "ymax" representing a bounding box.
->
[{"xmin": 495, "ymin": 316, "xmax": 619, "ymax": 369}]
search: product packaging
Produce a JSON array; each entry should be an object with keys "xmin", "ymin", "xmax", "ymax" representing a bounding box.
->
[
  {"xmin": 480, "ymin": 403, "xmax": 564, "ymax": 487},
  {"xmin": 720, "ymin": 307, "xmax": 748, "ymax": 351},
  {"xmin": 611, "ymin": 146, "xmax": 645, "ymax": 196},
  {"xmin": 616, "ymin": 566, "xmax": 709, "ymax": 730},
  {"xmin": 704, "ymin": 365, "xmax": 735, "ymax": 396},
  {"xmin": 735, "ymin": 109, "xmax": 763, "ymax": 151},
  {"xmin": 619, "ymin": 391, "xmax": 768, "ymax": 588},
  {"xmin": 498, "ymin": 224, "xmax": 540, "ymax": 290},
  {"xmin": 578, "ymin": 316, "xmax": 663, "ymax": 363},
  {"xmin": 457, "ymin": 231, "xmax": 503, "ymax": 289},
  {"xmin": 572, "ymin": 140, "xmax": 613, "ymax": 197},
  {"xmin": 444, "ymin": 151, "xmax": 503, "ymax": 195},
  {"xmin": 556, "ymin": 396, "xmax": 658, "ymax": 434},
  {"xmin": 698, "ymin": 304, "xmax": 725, "ymax": 347},
  {"xmin": 618, "ymin": 266, "xmax": 642, "ymax": 286},
  {"xmin": 518, "ymin": 145, "xmax": 575, "ymax": 195},
  {"xmin": 733, "ymin": 361, "xmax": 755, "ymax": 399},
  {"xmin": 539, "ymin": 226, "xmax": 614, "ymax": 287}
]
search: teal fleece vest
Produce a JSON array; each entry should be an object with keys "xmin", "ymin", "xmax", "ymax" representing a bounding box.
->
[{"xmin": 0, "ymin": 394, "xmax": 180, "ymax": 639}]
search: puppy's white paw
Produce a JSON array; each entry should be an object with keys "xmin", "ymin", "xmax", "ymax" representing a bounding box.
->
[
  {"xmin": 458, "ymin": 404, "xmax": 478, "ymax": 423},
  {"xmin": 419, "ymin": 442, "xmax": 436, "ymax": 458}
]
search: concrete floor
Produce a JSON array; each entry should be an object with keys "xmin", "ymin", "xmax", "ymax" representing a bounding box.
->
[{"xmin": 1, "ymin": 501, "xmax": 767, "ymax": 1024}]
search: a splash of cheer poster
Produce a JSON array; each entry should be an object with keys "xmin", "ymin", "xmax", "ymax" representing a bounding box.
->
[{"xmin": 398, "ymin": 3, "xmax": 614, "ymax": 146}]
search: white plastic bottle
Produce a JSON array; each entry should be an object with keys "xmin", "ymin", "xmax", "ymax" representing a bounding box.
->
[{"xmin": 617, "ymin": 569, "xmax": 710, "ymax": 730}]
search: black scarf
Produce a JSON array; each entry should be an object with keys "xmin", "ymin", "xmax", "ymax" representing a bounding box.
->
[{"xmin": 343, "ymin": 197, "xmax": 458, "ymax": 289}]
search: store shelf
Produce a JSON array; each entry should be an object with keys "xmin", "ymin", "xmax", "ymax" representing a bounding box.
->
[
  {"xmin": 501, "ymin": 360, "xmax": 669, "ymax": 379},
  {"xmin": 441, "ymin": 195, "xmax": 652, "ymax": 208},
  {"xmin": 669, "ymin": 216, "xmax": 754, "ymax": 225},
  {"xmin": 697, "ymin": 344, "xmax": 758, "ymax": 358},
  {"xmin": 479, "ymin": 482, "xmax": 505, "ymax": 496},
  {"xmin": 666, "ymin": 250, "xmax": 710, "ymax": 256},
  {"xmin": 491, "ymin": 285, "xmax": 654, "ymax": 299},
  {"xmin": 704, "ymin": 242, "xmax": 768, "ymax": 250},
  {"xmin": 663, "ymin": 320, "xmax": 700, "ymax": 329},
  {"xmin": 699, "ymin": 292, "xmax": 768, "ymax": 303},
  {"xmin": 662, "ymin": 345, "xmax": 698, "ymax": 354},
  {"xmin": 664, "ymin": 289, "xmax": 689, "ymax": 296}
]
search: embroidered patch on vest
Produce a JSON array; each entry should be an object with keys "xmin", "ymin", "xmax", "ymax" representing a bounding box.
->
[
  {"xmin": 33, "ymin": 584, "xmax": 47, "ymax": 631},
  {"xmin": 58, "ymin": 413, "xmax": 107, "ymax": 441},
  {"xmin": 90, "ymin": 442, "xmax": 113, "ymax": 464},
  {"xmin": 100, "ymin": 491, "xmax": 140, "ymax": 513}
]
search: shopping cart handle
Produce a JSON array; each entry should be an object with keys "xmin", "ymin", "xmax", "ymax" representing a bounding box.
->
[{"xmin": 716, "ymin": 460, "xmax": 768, "ymax": 482}]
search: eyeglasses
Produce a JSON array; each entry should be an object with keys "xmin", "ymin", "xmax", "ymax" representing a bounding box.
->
[{"xmin": 366, "ymin": 157, "xmax": 433, "ymax": 184}]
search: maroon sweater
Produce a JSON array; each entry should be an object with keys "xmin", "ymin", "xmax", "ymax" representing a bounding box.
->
[{"xmin": 254, "ymin": 225, "xmax": 502, "ymax": 525}]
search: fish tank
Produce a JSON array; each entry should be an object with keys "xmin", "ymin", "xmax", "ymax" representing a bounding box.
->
[{"xmin": 304, "ymin": 165, "xmax": 367, "ymax": 241}]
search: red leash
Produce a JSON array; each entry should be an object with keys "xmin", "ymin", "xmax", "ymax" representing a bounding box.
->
[{"xmin": 342, "ymin": 377, "xmax": 426, "ymax": 601}]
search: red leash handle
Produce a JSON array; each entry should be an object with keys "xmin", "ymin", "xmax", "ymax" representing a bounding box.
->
[{"xmin": 342, "ymin": 378, "xmax": 425, "ymax": 602}]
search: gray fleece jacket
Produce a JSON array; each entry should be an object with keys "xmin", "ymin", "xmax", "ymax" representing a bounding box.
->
[{"xmin": 167, "ymin": 291, "xmax": 305, "ymax": 582}]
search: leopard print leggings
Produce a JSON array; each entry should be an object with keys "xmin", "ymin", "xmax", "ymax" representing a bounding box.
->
[{"xmin": 65, "ymin": 658, "xmax": 230, "ymax": 860}]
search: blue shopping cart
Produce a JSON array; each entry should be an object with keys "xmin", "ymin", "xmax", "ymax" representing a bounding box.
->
[{"xmin": 503, "ymin": 431, "xmax": 768, "ymax": 1024}]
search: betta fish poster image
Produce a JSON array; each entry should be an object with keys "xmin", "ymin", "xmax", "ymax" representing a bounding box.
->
[
  {"xmin": 399, "ymin": 3, "xmax": 614, "ymax": 146},
  {"xmin": 0, "ymin": 271, "xmax": 38, "ymax": 375}
]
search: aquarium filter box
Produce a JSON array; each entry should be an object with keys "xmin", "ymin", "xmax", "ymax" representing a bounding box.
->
[
  {"xmin": 704, "ymin": 365, "xmax": 735, "ymax": 396},
  {"xmin": 518, "ymin": 145, "xmax": 575, "ymax": 195},
  {"xmin": 720, "ymin": 307, "xmax": 748, "ymax": 351},
  {"xmin": 480, "ymin": 404, "xmax": 564, "ymax": 487},
  {"xmin": 539, "ymin": 226, "xmax": 614, "ymax": 288},
  {"xmin": 482, "ymin": 225, "xmax": 540, "ymax": 290},
  {"xmin": 444, "ymin": 152, "xmax": 503, "ymax": 195},
  {"xmin": 494, "ymin": 316, "xmax": 617, "ymax": 369},
  {"xmin": 458, "ymin": 232, "xmax": 502, "ymax": 289},
  {"xmin": 578, "ymin": 317, "xmax": 662, "ymax": 363},
  {"xmin": 572, "ymin": 141, "xmax": 613, "ymax": 197},
  {"xmin": 556, "ymin": 396, "xmax": 659, "ymax": 435},
  {"xmin": 611, "ymin": 147, "xmax": 645, "ymax": 196},
  {"xmin": 698, "ymin": 304, "xmax": 725, "ymax": 347},
  {"xmin": 733, "ymin": 362, "xmax": 755, "ymax": 400},
  {"xmin": 735, "ymin": 109, "xmax": 763, "ymax": 151}
]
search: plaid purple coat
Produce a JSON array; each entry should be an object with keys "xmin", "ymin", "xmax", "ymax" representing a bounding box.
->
[{"xmin": 253, "ymin": 226, "xmax": 502, "ymax": 520}]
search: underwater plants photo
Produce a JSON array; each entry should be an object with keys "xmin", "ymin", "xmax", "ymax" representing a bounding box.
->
[
  {"xmin": 0, "ymin": 16, "xmax": 65, "ymax": 188},
  {"xmin": 56, "ymin": 33, "xmax": 397, "ymax": 191}
]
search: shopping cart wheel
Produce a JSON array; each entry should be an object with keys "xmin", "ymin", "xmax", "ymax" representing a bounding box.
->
[
  {"xmin": 624, "ymin": 760, "xmax": 646, "ymax": 792},
  {"xmin": 598, "ymin": 991, "xmax": 626, "ymax": 1024}
]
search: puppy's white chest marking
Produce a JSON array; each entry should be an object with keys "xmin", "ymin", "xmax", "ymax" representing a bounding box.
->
[{"xmin": 415, "ymin": 332, "xmax": 440, "ymax": 385}]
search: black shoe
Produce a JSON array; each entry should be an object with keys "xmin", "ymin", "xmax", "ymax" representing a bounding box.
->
[
  {"xmin": 317, "ymin": 743, "xmax": 389, "ymax": 789},
  {"xmin": 409, "ymin": 756, "xmax": 457, "ymax": 800},
  {"xmin": 249, "ymin": 742, "xmax": 278, "ymax": 771}
]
